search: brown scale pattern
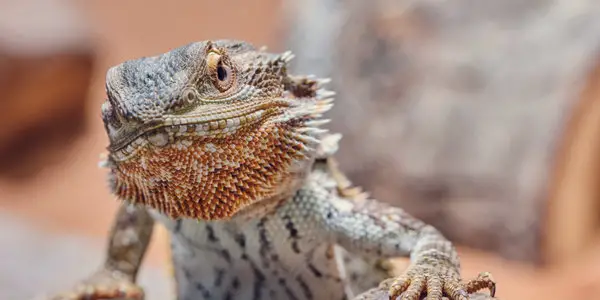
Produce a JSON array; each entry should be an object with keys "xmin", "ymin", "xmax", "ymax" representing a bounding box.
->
[{"xmin": 111, "ymin": 121, "xmax": 312, "ymax": 220}]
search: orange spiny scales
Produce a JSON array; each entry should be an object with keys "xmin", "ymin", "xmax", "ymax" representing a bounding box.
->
[{"xmin": 112, "ymin": 122, "xmax": 312, "ymax": 220}]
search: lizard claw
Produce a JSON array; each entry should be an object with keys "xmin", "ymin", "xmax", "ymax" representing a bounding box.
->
[{"xmin": 44, "ymin": 269, "xmax": 144, "ymax": 300}]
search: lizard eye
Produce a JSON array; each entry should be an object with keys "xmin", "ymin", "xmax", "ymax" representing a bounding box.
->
[{"xmin": 207, "ymin": 51, "xmax": 235, "ymax": 92}]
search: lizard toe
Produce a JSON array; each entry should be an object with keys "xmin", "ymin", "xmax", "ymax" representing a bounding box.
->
[
  {"xmin": 387, "ymin": 275, "xmax": 410, "ymax": 299},
  {"xmin": 442, "ymin": 279, "xmax": 468, "ymax": 300},
  {"xmin": 425, "ymin": 275, "xmax": 443, "ymax": 299},
  {"xmin": 398, "ymin": 276, "xmax": 425, "ymax": 300},
  {"xmin": 465, "ymin": 272, "xmax": 496, "ymax": 297}
]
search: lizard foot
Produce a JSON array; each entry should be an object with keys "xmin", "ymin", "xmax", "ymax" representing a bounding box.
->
[
  {"xmin": 383, "ymin": 262, "xmax": 495, "ymax": 300},
  {"xmin": 45, "ymin": 269, "xmax": 144, "ymax": 300}
]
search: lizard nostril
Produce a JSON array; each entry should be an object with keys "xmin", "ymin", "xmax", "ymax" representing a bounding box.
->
[{"xmin": 101, "ymin": 100, "xmax": 122, "ymax": 128}]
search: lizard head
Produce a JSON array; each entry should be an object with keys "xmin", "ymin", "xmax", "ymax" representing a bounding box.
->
[{"xmin": 101, "ymin": 40, "xmax": 333, "ymax": 220}]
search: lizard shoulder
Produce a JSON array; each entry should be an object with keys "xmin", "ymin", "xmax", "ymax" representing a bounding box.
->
[{"xmin": 312, "ymin": 132, "xmax": 370, "ymax": 203}]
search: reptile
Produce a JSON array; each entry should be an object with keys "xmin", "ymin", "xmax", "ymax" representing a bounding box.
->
[{"xmin": 45, "ymin": 40, "xmax": 496, "ymax": 300}]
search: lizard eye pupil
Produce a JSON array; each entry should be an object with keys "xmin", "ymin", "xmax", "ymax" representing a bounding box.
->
[
  {"xmin": 208, "ymin": 54, "xmax": 235, "ymax": 92},
  {"xmin": 217, "ymin": 65, "xmax": 227, "ymax": 81}
]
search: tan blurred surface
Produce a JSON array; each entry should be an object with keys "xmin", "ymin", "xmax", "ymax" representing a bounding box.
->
[
  {"xmin": 2, "ymin": 1, "xmax": 600, "ymax": 300},
  {"xmin": 0, "ymin": 0, "xmax": 95, "ymax": 179}
]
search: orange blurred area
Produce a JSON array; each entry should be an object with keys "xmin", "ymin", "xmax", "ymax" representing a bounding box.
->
[{"xmin": 2, "ymin": 1, "xmax": 600, "ymax": 300}]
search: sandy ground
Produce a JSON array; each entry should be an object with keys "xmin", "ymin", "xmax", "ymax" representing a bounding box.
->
[{"xmin": 3, "ymin": 1, "xmax": 600, "ymax": 299}]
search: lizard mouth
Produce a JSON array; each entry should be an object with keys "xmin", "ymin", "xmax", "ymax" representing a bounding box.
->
[{"xmin": 105, "ymin": 100, "xmax": 292, "ymax": 161}]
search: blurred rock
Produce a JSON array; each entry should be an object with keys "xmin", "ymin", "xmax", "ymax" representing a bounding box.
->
[
  {"xmin": 284, "ymin": 0, "xmax": 600, "ymax": 263},
  {"xmin": 0, "ymin": 0, "xmax": 96, "ymax": 180}
]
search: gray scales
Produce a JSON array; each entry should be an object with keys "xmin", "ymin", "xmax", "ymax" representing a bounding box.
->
[{"xmin": 42, "ymin": 40, "xmax": 496, "ymax": 300}]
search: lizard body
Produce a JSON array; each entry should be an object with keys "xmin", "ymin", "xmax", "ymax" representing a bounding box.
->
[{"xmin": 47, "ymin": 40, "xmax": 495, "ymax": 300}]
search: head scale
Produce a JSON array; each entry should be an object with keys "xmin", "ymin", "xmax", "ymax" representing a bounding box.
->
[{"xmin": 101, "ymin": 40, "xmax": 334, "ymax": 220}]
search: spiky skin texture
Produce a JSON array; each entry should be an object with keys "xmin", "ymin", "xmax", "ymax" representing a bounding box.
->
[{"xmin": 46, "ymin": 40, "xmax": 496, "ymax": 300}]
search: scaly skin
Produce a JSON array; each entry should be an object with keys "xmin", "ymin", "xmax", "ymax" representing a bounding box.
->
[{"xmin": 44, "ymin": 40, "xmax": 496, "ymax": 300}]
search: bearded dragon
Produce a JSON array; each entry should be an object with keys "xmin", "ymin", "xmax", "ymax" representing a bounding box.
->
[{"xmin": 45, "ymin": 40, "xmax": 496, "ymax": 300}]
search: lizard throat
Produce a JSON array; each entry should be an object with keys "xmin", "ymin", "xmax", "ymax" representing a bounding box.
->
[{"xmin": 108, "ymin": 121, "xmax": 320, "ymax": 220}]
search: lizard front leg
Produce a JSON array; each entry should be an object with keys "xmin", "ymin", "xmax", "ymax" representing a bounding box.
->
[
  {"xmin": 47, "ymin": 203, "xmax": 153, "ymax": 300},
  {"xmin": 335, "ymin": 200, "xmax": 494, "ymax": 299},
  {"xmin": 303, "ymin": 173, "xmax": 496, "ymax": 300}
]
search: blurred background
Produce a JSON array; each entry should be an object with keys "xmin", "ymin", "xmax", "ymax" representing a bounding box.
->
[{"xmin": 2, "ymin": 0, "xmax": 600, "ymax": 299}]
